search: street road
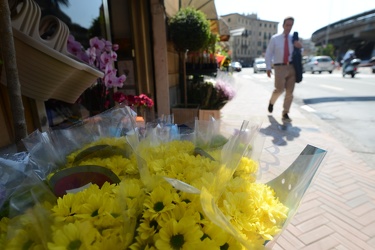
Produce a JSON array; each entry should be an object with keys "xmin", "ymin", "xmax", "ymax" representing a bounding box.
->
[{"xmin": 236, "ymin": 66, "xmax": 375, "ymax": 166}]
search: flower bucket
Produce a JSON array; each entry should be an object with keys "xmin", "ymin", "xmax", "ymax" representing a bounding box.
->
[{"xmin": 199, "ymin": 109, "xmax": 221, "ymax": 121}]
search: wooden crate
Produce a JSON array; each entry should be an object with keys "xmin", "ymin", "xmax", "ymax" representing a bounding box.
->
[{"xmin": 198, "ymin": 109, "xmax": 220, "ymax": 121}]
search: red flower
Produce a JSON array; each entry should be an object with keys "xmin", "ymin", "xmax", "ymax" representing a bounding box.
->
[
  {"xmin": 113, "ymin": 92, "xmax": 154, "ymax": 108},
  {"xmin": 113, "ymin": 92, "xmax": 126, "ymax": 103}
]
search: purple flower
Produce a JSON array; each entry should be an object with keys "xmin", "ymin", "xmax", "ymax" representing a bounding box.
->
[
  {"xmin": 215, "ymin": 79, "xmax": 235, "ymax": 100},
  {"xmin": 89, "ymin": 37, "xmax": 105, "ymax": 51},
  {"xmin": 67, "ymin": 36, "xmax": 126, "ymax": 89}
]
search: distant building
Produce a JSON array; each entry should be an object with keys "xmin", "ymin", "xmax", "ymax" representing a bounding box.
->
[
  {"xmin": 220, "ymin": 13, "xmax": 278, "ymax": 66},
  {"xmin": 301, "ymin": 39, "xmax": 317, "ymax": 57}
]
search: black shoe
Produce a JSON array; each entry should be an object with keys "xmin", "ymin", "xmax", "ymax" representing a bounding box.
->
[
  {"xmin": 282, "ymin": 113, "xmax": 292, "ymax": 122},
  {"xmin": 268, "ymin": 104, "xmax": 273, "ymax": 113}
]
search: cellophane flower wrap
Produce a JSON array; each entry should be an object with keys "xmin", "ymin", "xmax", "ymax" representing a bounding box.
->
[{"xmin": 0, "ymin": 105, "xmax": 327, "ymax": 249}]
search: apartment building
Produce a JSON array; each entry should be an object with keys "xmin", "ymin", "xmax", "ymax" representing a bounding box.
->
[{"xmin": 220, "ymin": 13, "xmax": 278, "ymax": 66}]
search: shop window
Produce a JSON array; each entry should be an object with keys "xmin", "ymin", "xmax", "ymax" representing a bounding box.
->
[{"xmin": 34, "ymin": 0, "xmax": 110, "ymax": 128}]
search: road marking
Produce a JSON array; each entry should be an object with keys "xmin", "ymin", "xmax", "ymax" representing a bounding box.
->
[
  {"xmin": 320, "ymin": 84, "xmax": 344, "ymax": 91},
  {"xmin": 301, "ymin": 105, "xmax": 316, "ymax": 113}
]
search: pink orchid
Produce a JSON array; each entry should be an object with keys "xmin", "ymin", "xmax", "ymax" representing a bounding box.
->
[
  {"xmin": 112, "ymin": 44, "xmax": 119, "ymax": 51},
  {"xmin": 89, "ymin": 37, "xmax": 105, "ymax": 51}
]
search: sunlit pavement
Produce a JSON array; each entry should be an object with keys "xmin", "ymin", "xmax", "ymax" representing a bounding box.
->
[{"xmin": 220, "ymin": 73, "xmax": 375, "ymax": 249}]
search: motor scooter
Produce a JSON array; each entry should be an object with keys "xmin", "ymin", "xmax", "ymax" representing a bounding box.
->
[{"xmin": 342, "ymin": 58, "xmax": 361, "ymax": 78}]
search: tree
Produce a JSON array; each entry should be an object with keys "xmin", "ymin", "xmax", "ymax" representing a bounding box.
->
[
  {"xmin": 0, "ymin": 0, "xmax": 27, "ymax": 151},
  {"xmin": 168, "ymin": 7, "xmax": 211, "ymax": 106},
  {"xmin": 316, "ymin": 43, "xmax": 336, "ymax": 61}
]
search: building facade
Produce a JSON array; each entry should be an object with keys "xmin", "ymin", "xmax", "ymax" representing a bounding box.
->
[
  {"xmin": 220, "ymin": 13, "xmax": 278, "ymax": 66},
  {"xmin": 0, "ymin": 0, "xmax": 221, "ymax": 150}
]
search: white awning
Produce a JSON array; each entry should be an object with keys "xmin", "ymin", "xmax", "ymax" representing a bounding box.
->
[
  {"xmin": 180, "ymin": 0, "xmax": 218, "ymax": 20},
  {"xmin": 230, "ymin": 28, "xmax": 246, "ymax": 37},
  {"xmin": 164, "ymin": 0, "xmax": 224, "ymax": 37},
  {"xmin": 165, "ymin": 0, "xmax": 218, "ymax": 20}
]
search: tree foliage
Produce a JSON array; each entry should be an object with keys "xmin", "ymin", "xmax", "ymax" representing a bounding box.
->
[
  {"xmin": 316, "ymin": 43, "xmax": 336, "ymax": 60},
  {"xmin": 168, "ymin": 7, "xmax": 211, "ymax": 52}
]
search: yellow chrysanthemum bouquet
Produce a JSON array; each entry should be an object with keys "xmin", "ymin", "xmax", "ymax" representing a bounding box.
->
[{"xmin": 0, "ymin": 105, "xmax": 327, "ymax": 249}]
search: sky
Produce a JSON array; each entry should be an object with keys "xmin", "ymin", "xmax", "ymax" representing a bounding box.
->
[
  {"xmin": 60, "ymin": 0, "xmax": 102, "ymax": 29},
  {"xmin": 214, "ymin": 0, "xmax": 375, "ymax": 39}
]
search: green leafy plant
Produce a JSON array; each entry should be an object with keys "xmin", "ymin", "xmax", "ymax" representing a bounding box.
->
[
  {"xmin": 168, "ymin": 8, "xmax": 212, "ymax": 107},
  {"xmin": 168, "ymin": 7, "xmax": 211, "ymax": 52}
]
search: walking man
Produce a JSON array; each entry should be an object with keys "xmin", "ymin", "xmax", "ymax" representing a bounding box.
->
[{"xmin": 265, "ymin": 16, "xmax": 302, "ymax": 122}]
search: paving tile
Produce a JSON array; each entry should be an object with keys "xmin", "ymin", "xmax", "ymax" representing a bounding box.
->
[
  {"xmin": 321, "ymin": 205, "xmax": 364, "ymax": 230},
  {"xmin": 330, "ymin": 233, "xmax": 365, "ymax": 250},
  {"xmin": 295, "ymin": 215, "xmax": 330, "ymax": 233},
  {"xmin": 324, "ymin": 213, "xmax": 370, "ymax": 241},
  {"xmin": 350, "ymin": 202, "xmax": 375, "ymax": 216},
  {"xmin": 282, "ymin": 222, "xmax": 303, "ymax": 237},
  {"xmin": 298, "ymin": 225, "xmax": 334, "ymax": 245},
  {"xmin": 316, "ymin": 193, "xmax": 352, "ymax": 211},
  {"xmin": 296, "ymin": 199, "xmax": 323, "ymax": 213},
  {"xmin": 271, "ymin": 229, "xmax": 305, "ymax": 250},
  {"xmin": 346, "ymin": 195, "xmax": 372, "ymax": 208},
  {"xmin": 342, "ymin": 189, "xmax": 367, "ymax": 201},
  {"xmin": 366, "ymin": 235, "xmax": 375, "ymax": 246},
  {"xmin": 291, "ymin": 206, "xmax": 325, "ymax": 224},
  {"xmin": 336, "ymin": 183, "xmax": 359, "ymax": 194},
  {"xmin": 316, "ymin": 186, "xmax": 346, "ymax": 203},
  {"xmin": 362, "ymin": 222, "xmax": 375, "ymax": 238},
  {"xmin": 357, "ymin": 210, "xmax": 375, "ymax": 227},
  {"xmin": 334, "ymin": 246, "xmax": 352, "ymax": 250},
  {"xmin": 336, "ymin": 178, "xmax": 361, "ymax": 188},
  {"xmin": 302, "ymin": 236, "xmax": 340, "ymax": 250}
]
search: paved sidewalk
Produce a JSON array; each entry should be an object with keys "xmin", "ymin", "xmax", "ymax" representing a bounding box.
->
[{"xmin": 220, "ymin": 73, "xmax": 375, "ymax": 249}]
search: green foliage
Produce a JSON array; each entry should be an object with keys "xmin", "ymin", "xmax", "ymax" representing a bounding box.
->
[
  {"xmin": 168, "ymin": 7, "xmax": 211, "ymax": 52},
  {"xmin": 316, "ymin": 43, "xmax": 336, "ymax": 60},
  {"xmin": 205, "ymin": 33, "xmax": 218, "ymax": 54}
]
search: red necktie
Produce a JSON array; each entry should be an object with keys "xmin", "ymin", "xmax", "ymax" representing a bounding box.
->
[{"xmin": 284, "ymin": 35, "xmax": 289, "ymax": 64}]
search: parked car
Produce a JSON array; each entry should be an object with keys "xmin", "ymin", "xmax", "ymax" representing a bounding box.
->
[
  {"xmin": 303, "ymin": 56, "xmax": 335, "ymax": 74},
  {"xmin": 230, "ymin": 62, "xmax": 242, "ymax": 72},
  {"xmin": 253, "ymin": 58, "xmax": 266, "ymax": 73}
]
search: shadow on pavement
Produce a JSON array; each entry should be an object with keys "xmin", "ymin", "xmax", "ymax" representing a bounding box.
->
[{"xmin": 259, "ymin": 115, "xmax": 301, "ymax": 146}]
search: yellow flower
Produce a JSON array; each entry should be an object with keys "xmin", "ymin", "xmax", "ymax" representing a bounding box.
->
[
  {"xmin": 155, "ymin": 217, "xmax": 203, "ymax": 250},
  {"xmin": 5, "ymin": 227, "xmax": 44, "ymax": 250},
  {"xmin": 234, "ymin": 157, "xmax": 259, "ymax": 182},
  {"xmin": 160, "ymin": 203, "xmax": 201, "ymax": 228},
  {"xmin": 129, "ymin": 235, "xmax": 157, "ymax": 250},
  {"xmin": 137, "ymin": 218, "xmax": 159, "ymax": 241},
  {"xmin": 52, "ymin": 193, "xmax": 83, "ymax": 223},
  {"xmin": 0, "ymin": 217, "xmax": 8, "ymax": 249},
  {"xmin": 117, "ymin": 179, "xmax": 145, "ymax": 218},
  {"xmin": 24, "ymin": 138, "xmax": 289, "ymax": 249},
  {"xmin": 143, "ymin": 184, "xmax": 177, "ymax": 221},
  {"xmin": 48, "ymin": 221, "xmax": 98, "ymax": 250}
]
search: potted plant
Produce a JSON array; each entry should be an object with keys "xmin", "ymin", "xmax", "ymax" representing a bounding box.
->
[
  {"xmin": 168, "ymin": 7, "xmax": 211, "ymax": 124},
  {"xmin": 188, "ymin": 73, "xmax": 235, "ymax": 120}
]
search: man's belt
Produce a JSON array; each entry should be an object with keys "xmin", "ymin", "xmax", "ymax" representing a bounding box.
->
[{"xmin": 274, "ymin": 62, "xmax": 293, "ymax": 66}]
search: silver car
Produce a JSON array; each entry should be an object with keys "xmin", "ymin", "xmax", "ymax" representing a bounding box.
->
[
  {"xmin": 303, "ymin": 56, "xmax": 335, "ymax": 74},
  {"xmin": 230, "ymin": 62, "xmax": 242, "ymax": 72},
  {"xmin": 253, "ymin": 58, "xmax": 266, "ymax": 73}
]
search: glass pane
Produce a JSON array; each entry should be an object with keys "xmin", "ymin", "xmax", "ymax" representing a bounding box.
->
[
  {"xmin": 35, "ymin": 0, "xmax": 106, "ymax": 46},
  {"xmin": 33, "ymin": 0, "xmax": 109, "ymax": 128}
]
